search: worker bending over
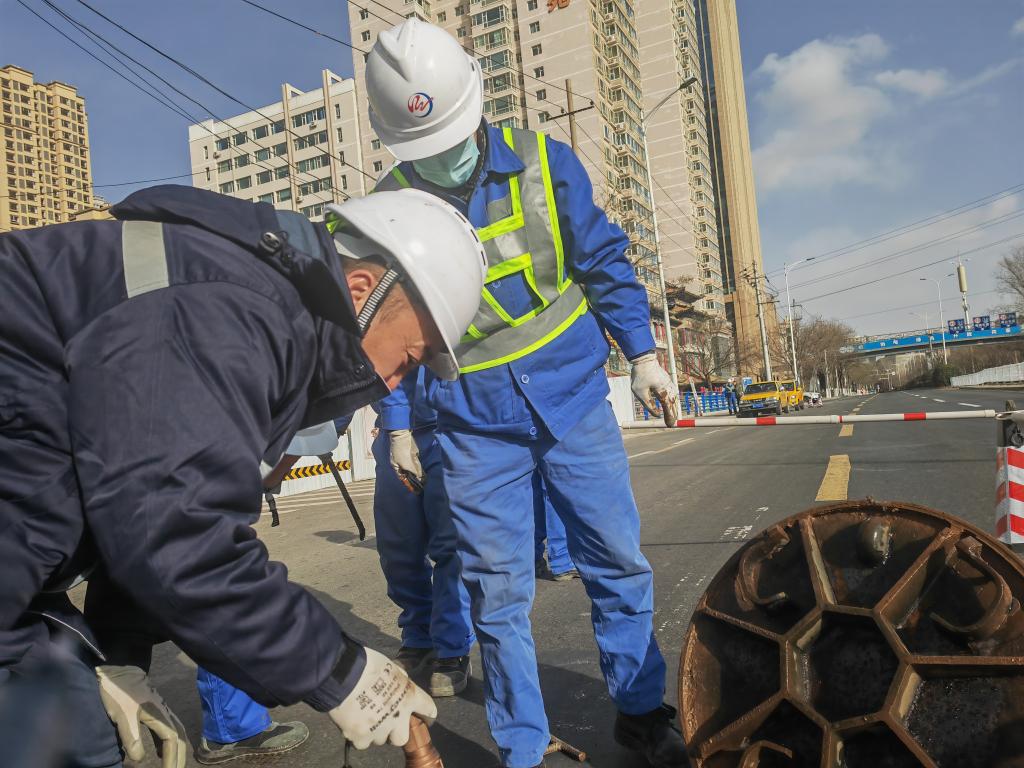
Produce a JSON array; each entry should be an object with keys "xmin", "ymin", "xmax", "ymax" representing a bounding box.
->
[
  {"xmin": 0, "ymin": 185, "xmax": 485, "ymax": 766},
  {"xmin": 366, "ymin": 20, "xmax": 684, "ymax": 768}
]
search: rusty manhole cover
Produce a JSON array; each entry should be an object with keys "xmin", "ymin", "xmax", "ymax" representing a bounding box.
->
[{"xmin": 678, "ymin": 500, "xmax": 1024, "ymax": 767}]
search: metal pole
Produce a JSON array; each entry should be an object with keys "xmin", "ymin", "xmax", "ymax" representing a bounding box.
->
[
  {"xmin": 784, "ymin": 263, "xmax": 799, "ymax": 386},
  {"xmin": 565, "ymin": 78, "xmax": 578, "ymax": 155},
  {"xmin": 640, "ymin": 80, "xmax": 695, "ymax": 391},
  {"xmin": 752, "ymin": 266, "xmax": 772, "ymax": 380},
  {"xmin": 956, "ymin": 255, "xmax": 971, "ymax": 326}
]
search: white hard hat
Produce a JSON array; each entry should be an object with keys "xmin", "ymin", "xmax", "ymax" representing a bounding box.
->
[
  {"xmin": 366, "ymin": 18, "xmax": 483, "ymax": 161},
  {"xmin": 286, "ymin": 421, "xmax": 339, "ymax": 457},
  {"xmin": 325, "ymin": 189, "xmax": 486, "ymax": 380}
]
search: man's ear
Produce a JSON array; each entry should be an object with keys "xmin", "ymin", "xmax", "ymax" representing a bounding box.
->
[{"xmin": 345, "ymin": 268, "xmax": 378, "ymax": 315}]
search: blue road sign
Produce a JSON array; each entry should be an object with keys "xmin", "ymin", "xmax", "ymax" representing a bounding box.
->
[{"xmin": 973, "ymin": 315, "xmax": 992, "ymax": 331}]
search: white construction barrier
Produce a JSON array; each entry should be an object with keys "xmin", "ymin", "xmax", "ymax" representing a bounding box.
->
[
  {"xmin": 622, "ymin": 410, "xmax": 997, "ymax": 429},
  {"xmin": 996, "ymin": 446, "xmax": 1024, "ymax": 546},
  {"xmin": 278, "ymin": 406, "xmax": 378, "ymax": 496},
  {"xmin": 952, "ymin": 363, "xmax": 1024, "ymax": 387}
]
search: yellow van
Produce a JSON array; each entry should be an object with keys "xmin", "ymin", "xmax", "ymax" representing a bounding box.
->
[
  {"xmin": 738, "ymin": 381, "xmax": 784, "ymax": 417},
  {"xmin": 778, "ymin": 379, "xmax": 805, "ymax": 412}
]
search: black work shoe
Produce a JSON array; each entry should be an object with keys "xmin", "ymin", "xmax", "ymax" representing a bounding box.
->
[
  {"xmin": 195, "ymin": 720, "xmax": 309, "ymax": 764},
  {"xmin": 394, "ymin": 646, "xmax": 436, "ymax": 675},
  {"xmin": 614, "ymin": 704, "xmax": 690, "ymax": 767},
  {"xmin": 429, "ymin": 654, "xmax": 471, "ymax": 697},
  {"xmin": 551, "ymin": 568, "xmax": 581, "ymax": 582}
]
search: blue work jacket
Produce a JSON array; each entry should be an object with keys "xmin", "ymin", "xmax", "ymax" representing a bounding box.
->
[
  {"xmin": 386, "ymin": 123, "xmax": 655, "ymax": 440},
  {"xmin": 377, "ymin": 367, "xmax": 438, "ymax": 432}
]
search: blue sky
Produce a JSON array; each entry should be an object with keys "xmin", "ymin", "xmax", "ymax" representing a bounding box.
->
[{"xmin": 2, "ymin": 0, "xmax": 1021, "ymax": 336}]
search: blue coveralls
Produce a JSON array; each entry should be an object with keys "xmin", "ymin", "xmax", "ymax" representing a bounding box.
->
[
  {"xmin": 533, "ymin": 475, "xmax": 574, "ymax": 576},
  {"xmin": 372, "ymin": 369, "xmax": 475, "ymax": 658},
  {"xmin": 391, "ymin": 124, "xmax": 667, "ymax": 767}
]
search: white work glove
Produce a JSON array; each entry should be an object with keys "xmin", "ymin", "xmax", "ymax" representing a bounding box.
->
[
  {"xmin": 389, "ymin": 429, "xmax": 425, "ymax": 493},
  {"xmin": 630, "ymin": 352, "xmax": 680, "ymax": 427},
  {"xmin": 96, "ymin": 665, "xmax": 188, "ymax": 768},
  {"xmin": 328, "ymin": 648, "xmax": 437, "ymax": 750}
]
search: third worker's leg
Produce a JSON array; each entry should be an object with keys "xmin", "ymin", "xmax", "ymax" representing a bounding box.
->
[
  {"xmin": 534, "ymin": 473, "xmax": 576, "ymax": 580},
  {"xmin": 438, "ymin": 428, "xmax": 547, "ymax": 768},
  {"xmin": 371, "ymin": 431, "xmax": 436, "ymax": 675},
  {"xmin": 417, "ymin": 431, "xmax": 475, "ymax": 696},
  {"xmin": 539, "ymin": 402, "xmax": 687, "ymax": 768}
]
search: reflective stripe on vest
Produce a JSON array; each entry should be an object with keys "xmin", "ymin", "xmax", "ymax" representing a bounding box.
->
[
  {"xmin": 374, "ymin": 128, "xmax": 587, "ymax": 373},
  {"xmin": 122, "ymin": 220, "xmax": 169, "ymax": 298}
]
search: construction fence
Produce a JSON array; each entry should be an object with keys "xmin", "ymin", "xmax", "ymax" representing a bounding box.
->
[{"xmin": 952, "ymin": 362, "xmax": 1024, "ymax": 387}]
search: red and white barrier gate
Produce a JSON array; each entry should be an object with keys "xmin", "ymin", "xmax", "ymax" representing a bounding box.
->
[
  {"xmin": 996, "ymin": 446, "xmax": 1024, "ymax": 546},
  {"xmin": 622, "ymin": 410, "xmax": 997, "ymax": 429}
]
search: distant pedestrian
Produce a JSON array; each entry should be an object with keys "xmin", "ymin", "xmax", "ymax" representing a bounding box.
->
[{"xmin": 725, "ymin": 378, "xmax": 739, "ymax": 415}]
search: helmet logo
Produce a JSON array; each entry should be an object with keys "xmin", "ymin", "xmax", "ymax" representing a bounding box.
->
[{"xmin": 407, "ymin": 92, "xmax": 434, "ymax": 118}]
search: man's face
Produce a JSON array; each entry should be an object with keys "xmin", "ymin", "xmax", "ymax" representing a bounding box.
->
[{"xmin": 346, "ymin": 267, "xmax": 443, "ymax": 389}]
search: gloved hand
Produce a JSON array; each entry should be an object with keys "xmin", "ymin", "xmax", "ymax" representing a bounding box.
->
[
  {"xmin": 328, "ymin": 648, "xmax": 437, "ymax": 750},
  {"xmin": 96, "ymin": 665, "xmax": 188, "ymax": 768},
  {"xmin": 630, "ymin": 352, "xmax": 680, "ymax": 427},
  {"xmin": 389, "ymin": 429, "xmax": 425, "ymax": 494}
]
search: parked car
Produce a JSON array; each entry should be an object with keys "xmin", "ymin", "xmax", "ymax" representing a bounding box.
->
[
  {"xmin": 778, "ymin": 379, "xmax": 805, "ymax": 412},
  {"xmin": 738, "ymin": 380, "xmax": 783, "ymax": 417}
]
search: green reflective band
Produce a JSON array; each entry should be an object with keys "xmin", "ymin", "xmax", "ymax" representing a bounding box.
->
[
  {"xmin": 391, "ymin": 167, "xmax": 412, "ymax": 188},
  {"xmin": 324, "ymin": 211, "xmax": 342, "ymax": 234},
  {"xmin": 458, "ymin": 296, "xmax": 588, "ymax": 374}
]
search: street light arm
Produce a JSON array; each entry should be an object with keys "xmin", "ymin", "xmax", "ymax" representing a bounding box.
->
[{"xmin": 643, "ymin": 76, "xmax": 699, "ymax": 124}]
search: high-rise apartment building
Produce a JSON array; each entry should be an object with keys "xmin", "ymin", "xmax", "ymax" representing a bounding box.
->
[
  {"xmin": 1, "ymin": 65, "xmax": 93, "ymax": 233},
  {"xmin": 344, "ymin": 0, "xmax": 764, "ymax": 380},
  {"xmin": 187, "ymin": 70, "xmax": 368, "ymax": 221}
]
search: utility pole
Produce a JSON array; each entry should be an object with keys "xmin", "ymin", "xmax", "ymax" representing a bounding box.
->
[
  {"xmin": 750, "ymin": 266, "xmax": 772, "ymax": 380},
  {"xmin": 565, "ymin": 79, "xmax": 578, "ymax": 154},
  {"xmin": 955, "ymin": 253, "xmax": 971, "ymax": 326}
]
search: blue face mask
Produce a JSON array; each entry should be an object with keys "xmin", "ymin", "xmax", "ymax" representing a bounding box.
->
[{"xmin": 413, "ymin": 136, "xmax": 481, "ymax": 188}]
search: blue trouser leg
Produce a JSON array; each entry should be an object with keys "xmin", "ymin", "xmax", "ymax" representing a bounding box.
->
[
  {"xmin": 196, "ymin": 668, "xmax": 271, "ymax": 744},
  {"xmin": 539, "ymin": 402, "xmax": 666, "ymax": 714},
  {"xmin": 534, "ymin": 475, "xmax": 573, "ymax": 575},
  {"xmin": 372, "ymin": 431, "xmax": 433, "ymax": 649},
  {"xmin": 417, "ymin": 430, "xmax": 475, "ymax": 658},
  {"xmin": 438, "ymin": 429, "xmax": 546, "ymax": 768}
]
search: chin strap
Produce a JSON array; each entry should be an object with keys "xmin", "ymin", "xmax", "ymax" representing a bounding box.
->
[{"xmin": 356, "ymin": 268, "xmax": 401, "ymax": 333}]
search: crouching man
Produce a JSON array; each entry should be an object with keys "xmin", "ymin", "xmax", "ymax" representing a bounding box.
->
[{"xmin": 0, "ymin": 185, "xmax": 485, "ymax": 766}]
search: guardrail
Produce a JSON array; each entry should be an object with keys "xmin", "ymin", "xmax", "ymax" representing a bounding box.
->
[
  {"xmin": 952, "ymin": 363, "xmax": 1024, "ymax": 387},
  {"xmin": 623, "ymin": 410, "xmax": 997, "ymax": 429}
]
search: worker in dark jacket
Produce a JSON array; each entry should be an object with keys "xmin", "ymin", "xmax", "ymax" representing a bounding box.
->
[{"xmin": 0, "ymin": 184, "xmax": 486, "ymax": 767}]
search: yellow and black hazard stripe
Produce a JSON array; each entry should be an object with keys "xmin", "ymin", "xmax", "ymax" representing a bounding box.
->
[{"xmin": 283, "ymin": 459, "xmax": 351, "ymax": 482}]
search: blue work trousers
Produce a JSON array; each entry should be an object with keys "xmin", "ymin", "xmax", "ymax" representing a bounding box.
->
[
  {"xmin": 533, "ymin": 474, "xmax": 573, "ymax": 575},
  {"xmin": 371, "ymin": 429, "xmax": 474, "ymax": 658},
  {"xmin": 438, "ymin": 402, "xmax": 666, "ymax": 768},
  {"xmin": 196, "ymin": 667, "xmax": 271, "ymax": 744}
]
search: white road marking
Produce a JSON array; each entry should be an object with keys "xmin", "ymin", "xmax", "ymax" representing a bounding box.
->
[
  {"xmin": 722, "ymin": 525, "xmax": 754, "ymax": 540},
  {"xmin": 958, "ymin": 402, "xmax": 981, "ymax": 408},
  {"xmin": 933, "ymin": 398, "xmax": 946, "ymax": 403},
  {"xmin": 628, "ymin": 437, "xmax": 695, "ymax": 459}
]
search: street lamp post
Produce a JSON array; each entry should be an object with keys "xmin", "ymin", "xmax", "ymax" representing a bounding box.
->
[
  {"xmin": 919, "ymin": 277, "xmax": 949, "ymax": 365},
  {"xmin": 640, "ymin": 75, "xmax": 698, "ymax": 390},
  {"xmin": 783, "ymin": 257, "xmax": 815, "ymax": 386}
]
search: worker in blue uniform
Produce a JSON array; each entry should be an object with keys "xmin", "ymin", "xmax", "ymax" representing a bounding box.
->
[
  {"xmin": 371, "ymin": 367, "xmax": 475, "ymax": 696},
  {"xmin": 533, "ymin": 475, "xmax": 577, "ymax": 581},
  {"xmin": 365, "ymin": 20, "xmax": 685, "ymax": 768}
]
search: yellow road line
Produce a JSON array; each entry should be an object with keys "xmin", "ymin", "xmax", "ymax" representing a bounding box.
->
[
  {"xmin": 816, "ymin": 455, "xmax": 851, "ymax": 501},
  {"xmin": 839, "ymin": 424, "xmax": 854, "ymax": 437}
]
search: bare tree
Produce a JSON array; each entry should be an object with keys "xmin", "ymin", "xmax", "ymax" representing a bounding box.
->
[
  {"xmin": 996, "ymin": 245, "xmax": 1024, "ymax": 311},
  {"xmin": 678, "ymin": 315, "xmax": 740, "ymax": 387}
]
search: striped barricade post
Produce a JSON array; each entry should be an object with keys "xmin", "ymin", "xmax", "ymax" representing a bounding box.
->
[{"xmin": 996, "ymin": 399, "xmax": 1024, "ymax": 557}]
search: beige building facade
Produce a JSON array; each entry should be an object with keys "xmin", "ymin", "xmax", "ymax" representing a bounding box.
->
[
  {"xmin": 1, "ymin": 65, "xmax": 93, "ymax": 233},
  {"xmin": 187, "ymin": 70, "xmax": 368, "ymax": 221}
]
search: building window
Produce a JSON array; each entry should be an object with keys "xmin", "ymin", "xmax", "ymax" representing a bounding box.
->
[
  {"xmin": 334, "ymin": 103, "xmax": 341, "ymax": 119},
  {"xmin": 271, "ymin": 120, "xmax": 285, "ymax": 134},
  {"xmin": 359, "ymin": 8, "xmax": 368, "ymax": 19},
  {"xmin": 253, "ymin": 124, "xmax": 269, "ymax": 139},
  {"xmin": 255, "ymin": 148, "xmax": 271, "ymax": 161},
  {"xmin": 277, "ymin": 188, "xmax": 291, "ymax": 202},
  {"xmin": 458, "ymin": 28, "xmax": 466, "ymax": 38},
  {"xmin": 234, "ymin": 154, "xmax": 249, "ymax": 168},
  {"xmin": 258, "ymin": 192, "xmax": 273, "ymax": 203},
  {"xmin": 527, "ymin": 0, "xmax": 538, "ymax": 8},
  {"xmin": 536, "ymin": 88, "xmax": 546, "ymax": 101},
  {"xmin": 257, "ymin": 170, "xmax": 272, "ymax": 185},
  {"xmin": 203, "ymin": 145, "xmax": 209, "ymax": 159},
  {"xmin": 373, "ymin": 160, "xmax": 383, "ymax": 173},
  {"xmin": 236, "ymin": 176, "xmax": 252, "ymax": 190},
  {"xmin": 274, "ymin": 142, "xmax": 287, "ymax": 156},
  {"xmin": 341, "ymin": 174, "xmax": 348, "ymax": 190},
  {"xmin": 538, "ymin": 111, "xmax": 549, "ymax": 123},
  {"xmin": 371, "ymin": 138, "xmax": 381, "ymax": 150},
  {"xmin": 292, "ymin": 106, "xmax": 326, "ymax": 128},
  {"xmin": 275, "ymin": 166, "xmax": 290, "ymax": 179},
  {"xmin": 361, "ymin": 31, "xmax": 371, "ymax": 42},
  {"xmin": 233, "ymin": 132, "xmax": 247, "ymax": 146},
  {"xmin": 219, "ymin": 181, "xmax": 235, "ymax": 194},
  {"xmin": 531, "ymin": 44, "xmax": 542, "ymax": 56},
  {"xmin": 296, "ymin": 154, "xmax": 330, "ymax": 173},
  {"xmin": 217, "ymin": 159, "xmax": 232, "ymax": 173},
  {"xmin": 534, "ymin": 66, "xmax": 545, "ymax": 78},
  {"xmin": 215, "ymin": 138, "xmax": 229, "ymax": 151},
  {"xmin": 455, "ymin": 4, "xmax": 465, "ymax": 15},
  {"xmin": 205, "ymin": 168, "xmax": 211, "ymax": 182},
  {"xmin": 437, "ymin": 11, "xmax": 446, "ymax": 21},
  {"xmin": 337, "ymin": 127, "xmax": 344, "ymax": 142},
  {"xmin": 529, "ymin": 21, "xmax": 540, "ymax": 33}
]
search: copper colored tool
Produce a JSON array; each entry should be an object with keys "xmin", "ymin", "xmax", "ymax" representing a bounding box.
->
[
  {"xmin": 403, "ymin": 716, "xmax": 444, "ymax": 768},
  {"xmin": 544, "ymin": 734, "xmax": 587, "ymax": 762}
]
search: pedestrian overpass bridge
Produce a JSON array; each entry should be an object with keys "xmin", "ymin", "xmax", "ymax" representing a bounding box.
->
[{"xmin": 842, "ymin": 324, "xmax": 1023, "ymax": 357}]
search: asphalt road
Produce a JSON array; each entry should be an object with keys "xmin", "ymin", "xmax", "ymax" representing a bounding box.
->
[{"xmin": 121, "ymin": 387, "xmax": 1008, "ymax": 768}]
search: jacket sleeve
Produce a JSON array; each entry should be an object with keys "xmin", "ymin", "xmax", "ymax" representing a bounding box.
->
[
  {"xmin": 66, "ymin": 282, "xmax": 363, "ymax": 710},
  {"xmin": 549, "ymin": 138, "xmax": 656, "ymax": 361},
  {"xmin": 377, "ymin": 371, "xmax": 415, "ymax": 431}
]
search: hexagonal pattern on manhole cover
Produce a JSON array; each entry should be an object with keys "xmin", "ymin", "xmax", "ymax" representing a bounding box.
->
[{"xmin": 679, "ymin": 500, "xmax": 1024, "ymax": 767}]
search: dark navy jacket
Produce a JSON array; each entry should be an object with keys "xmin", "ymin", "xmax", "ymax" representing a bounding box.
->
[{"xmin": 0, "ymin": 185, "xmax": 384, "ymax": 710}]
